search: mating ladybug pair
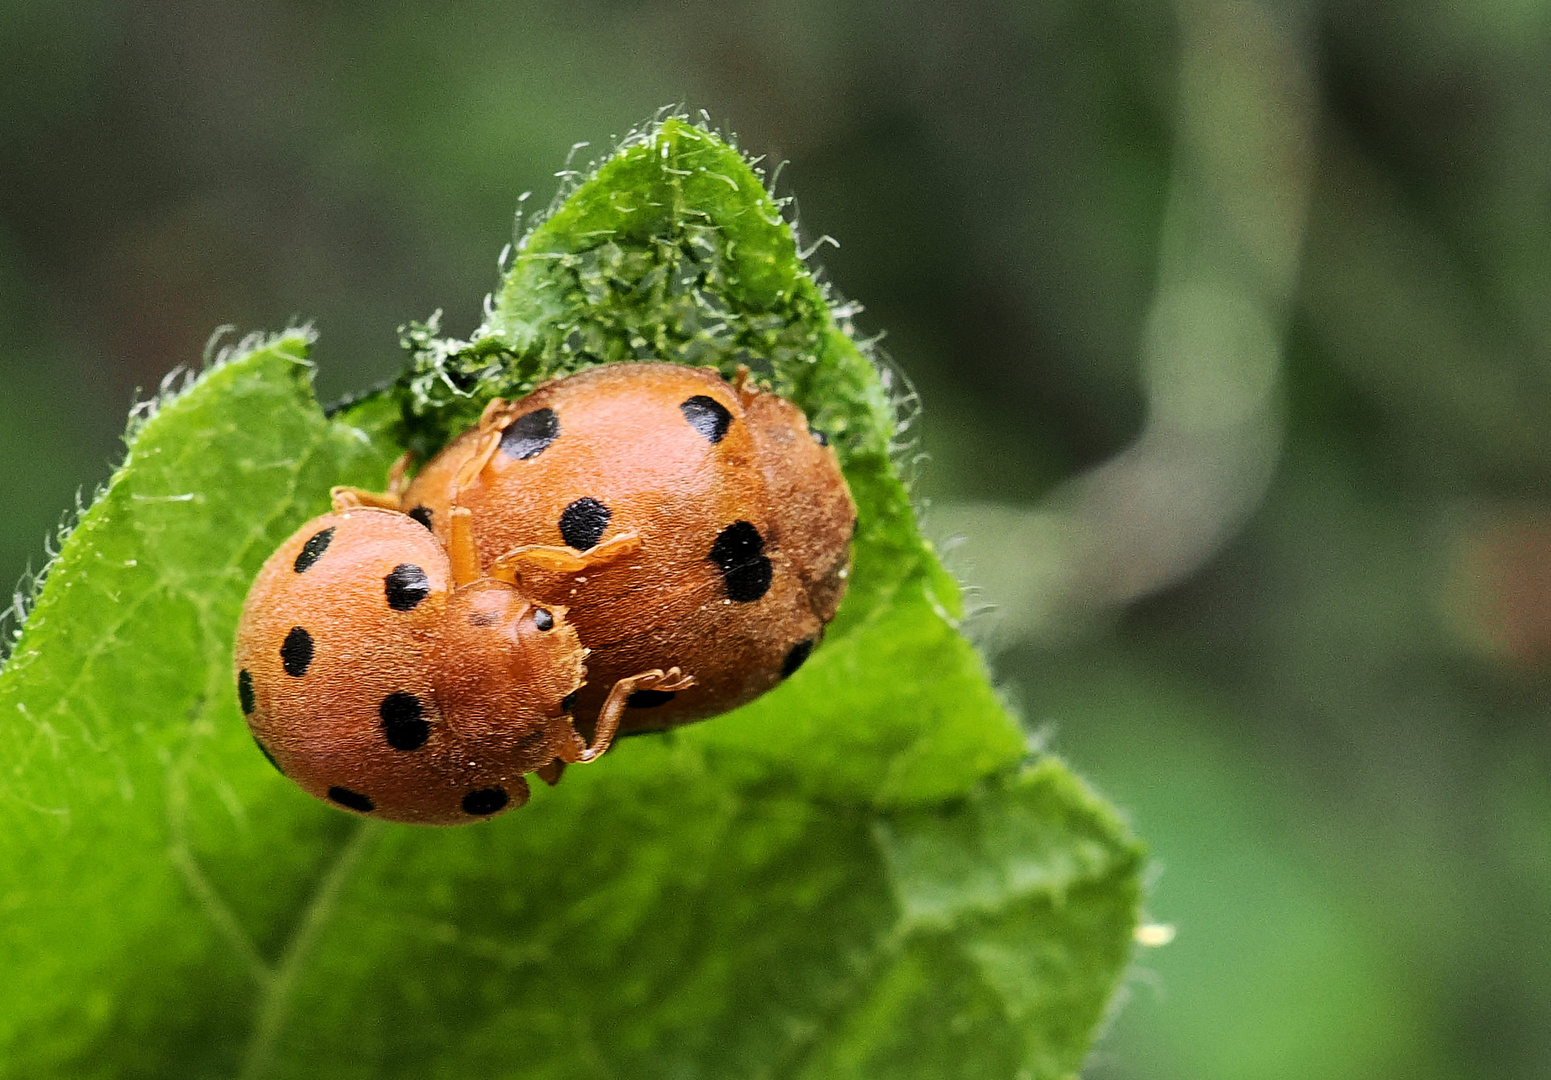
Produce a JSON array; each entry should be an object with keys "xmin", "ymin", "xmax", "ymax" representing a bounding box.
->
[{"xmin": 234, "ymin": 363, "xmax": 856, "ymax": 824}]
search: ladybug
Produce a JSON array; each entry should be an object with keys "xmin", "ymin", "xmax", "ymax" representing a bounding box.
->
[
  {"xmin": 234, "ymin": 504, "xmax": 692, "ymax": 824},
  {"xmin": 336, "ymin": 362, "xmax": 855, "ymax": 742}
]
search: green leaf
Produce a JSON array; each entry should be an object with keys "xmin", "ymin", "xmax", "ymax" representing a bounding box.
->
[{"xmin": 0, "ymin": 119, "xmax": 1144, "ymax": 1078}]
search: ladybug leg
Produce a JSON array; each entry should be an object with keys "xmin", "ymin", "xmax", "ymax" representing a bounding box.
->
[
  {"xmin": 384, "ymin": 451, "xmax": 414, "ymax": 500},
  {"xmin": 553, "ymin": 726, "xmax": 587, "ymax": 765},
  {"xmin": 535, "ymin": 759, "xmax": 567, "ymax": 786},
  {"xmin": 330, "ymin": 452, "xmax": 414, "ymax": 511},
  {"xmin": 731, "ymin": 363, "xmax": 767, "ymax": 407},
  {"xmin": 478, "ymin": 396, "xmax": 516, "ymax": 429},
  {"xmin": 330, "ymin": 486, "xmax": 401, "ymax": 511},
  {"xmin": 572, "ymin": 667, "xmax": 696, "ymax": 763},
  {"xmin": 450, "ymin": 399, "xmax": 522, "ymax": 497},
  {"xmin": 452, "ymin": 429, "xmax": 503, "ymax": 496},
  {"xmin": 447, "ymin": 507, "xmax": 483, "ymax": 587},
  {"xmin": 488, "ymin": 532, "xmax": 643, "ymax": 584}
]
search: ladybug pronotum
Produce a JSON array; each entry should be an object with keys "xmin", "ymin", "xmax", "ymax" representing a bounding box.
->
[
  {"xmin": 336, "ymin": 362, "xmax": 856, "ymax": 743},
  {"xmin": 234, "ymin": 504, "xmax": 691, "ymax": 823}
]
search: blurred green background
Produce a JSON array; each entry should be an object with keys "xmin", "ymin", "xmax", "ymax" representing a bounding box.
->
[{"xmin": 4, "ymin": 1, "xmax": 1550, "ymax": 1076}]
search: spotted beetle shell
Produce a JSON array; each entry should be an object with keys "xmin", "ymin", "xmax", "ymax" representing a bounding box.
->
[
  {"xmin": 399, "ymin": 363, "xmax": 856, "ymax": 733},
  {"xmin": 234, "ymin": 508, "xmax": 586, "ymax": 824}
]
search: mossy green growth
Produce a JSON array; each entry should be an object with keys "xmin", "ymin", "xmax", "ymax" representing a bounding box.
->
[
  {"xmin": 0, "ymin": 118, "xmax": 1145, "ymax": 1078},
  {"xmin": 393, "ymin": 118, "xmax": 888, "ymax": 463}
]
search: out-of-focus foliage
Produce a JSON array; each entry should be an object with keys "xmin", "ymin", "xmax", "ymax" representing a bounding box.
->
[{"xmin": 3, "ymin": 0, "xmax": 1551, "ymax": 1077}]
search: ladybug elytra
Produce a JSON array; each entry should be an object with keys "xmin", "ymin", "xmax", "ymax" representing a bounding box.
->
[{"xmin": 339, "ymin": 362, "xmax": 856, "ymax": 740}]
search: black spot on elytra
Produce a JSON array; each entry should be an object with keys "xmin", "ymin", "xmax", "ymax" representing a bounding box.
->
[
  {"xmin": 463, "ymin": 787, "xmax": 509, "ymax": 816},
  {"xmin": 281, "ymin": 626, "xmax": 313, "ymax": 677},
  {"xmin": 627, "ymin": 689, "xmax": 677, "ymax": 709},
  {"xmin": 499, "ymin": 407, "xmax": 559, "ymax": 460},
  {"xmin": 782, "ymin": 639, "xmax": 816, "ymax": 679},
  {"xmin": 328, "ymin": 786, "xmax": 374, "ymax": 813},
  {"xmin": 385, "ymin": 564, "xmax": 430, "ymax": 611},
  {"xmin": 237, "ymin": 669, "xmax": 255, "ymax": 714},
  {"xmin": 809, "ymin": 426, "xmax": 829, "ymax": 447},
  {"xmin": 680, "ymin": 395, "xmax": 733, "ymax": 443},
  {"xmin": 709, "ymin": 521, "xmax": 773, "ymax": 602},
  {"xmin": 559, "ymin": 497, "xmax": 610, "ymax": 551},
  {"xmin": 253, "ymin": 736, "xmax": 284, "ymax": 775},
  {"xmin": 532, "ymin": 608, "xmax": 554, "ymax": 631},
  {"xmin": 408, "ymin": 505, "xmax": 434, "ymax": 531},
  {"xmin": 293, "ymin": 527, "xmax": 334, "ymax": 573},
  {"xmin": 561, "ymin": 689, "xmax": 579, "ymax": 712},
  {"xmin": 380, "ymin": 691, "xmax": 430, "ymax": 751}
]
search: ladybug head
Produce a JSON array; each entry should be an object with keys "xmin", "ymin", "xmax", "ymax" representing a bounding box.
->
[{"xmin": 436, "ymin": 580, "xmax": 585, "ymax": 725}]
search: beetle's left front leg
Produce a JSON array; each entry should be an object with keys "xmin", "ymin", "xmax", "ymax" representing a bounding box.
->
[{"xmin": 332, "ymin": 451, "xmax": 414, "ymax": 511}]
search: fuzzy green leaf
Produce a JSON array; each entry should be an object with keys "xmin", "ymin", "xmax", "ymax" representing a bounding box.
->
[{"xmin": 0, "ymin": 119, "xmax": 1144, "ymax": 1079}]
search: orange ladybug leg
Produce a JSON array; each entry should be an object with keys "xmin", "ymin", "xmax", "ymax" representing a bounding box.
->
[
  {"xmin": 330, "ymin": 486, "xmax": 400, "ymax": 511},
  {"xmin": 448, "ymin": 507, "xmax": 483, "ymax": 588},
  {"xmin": 488, "ymin": 532, "xmax": 643, "ymax": 584},
  {"xmin": 452, "ymin": 428, "xmax": 503, "ymax": 497},
  {"xmin": 731, "ymin": 363, "xmax": 768, "ymax": 407},
  {"xmin": 450, "ymin": 399, "xmax": 522, "ymax": 498},
  {"xmin": 478, "ymin": 396, "xmax": 518, "ymax": 429},
  {"xmin": 385, "ymin": 451, "xmax": 413, "ymax": 499},
  {"xmin": 566, "ymin": 667, "xmax": 696, "ymax": 764},
  {"xmin": 330, "ymin": 452, "xmax": 414, "ymax": 511}
]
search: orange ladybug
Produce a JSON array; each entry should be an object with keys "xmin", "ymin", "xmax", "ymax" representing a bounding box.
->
[
  {"xmin": 234, "ymin": 504, "xmax": 691, "ymax": 823},
  {"xmin": 337, "ymin": 362, "xmax": 855, "ymax": 741}
]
